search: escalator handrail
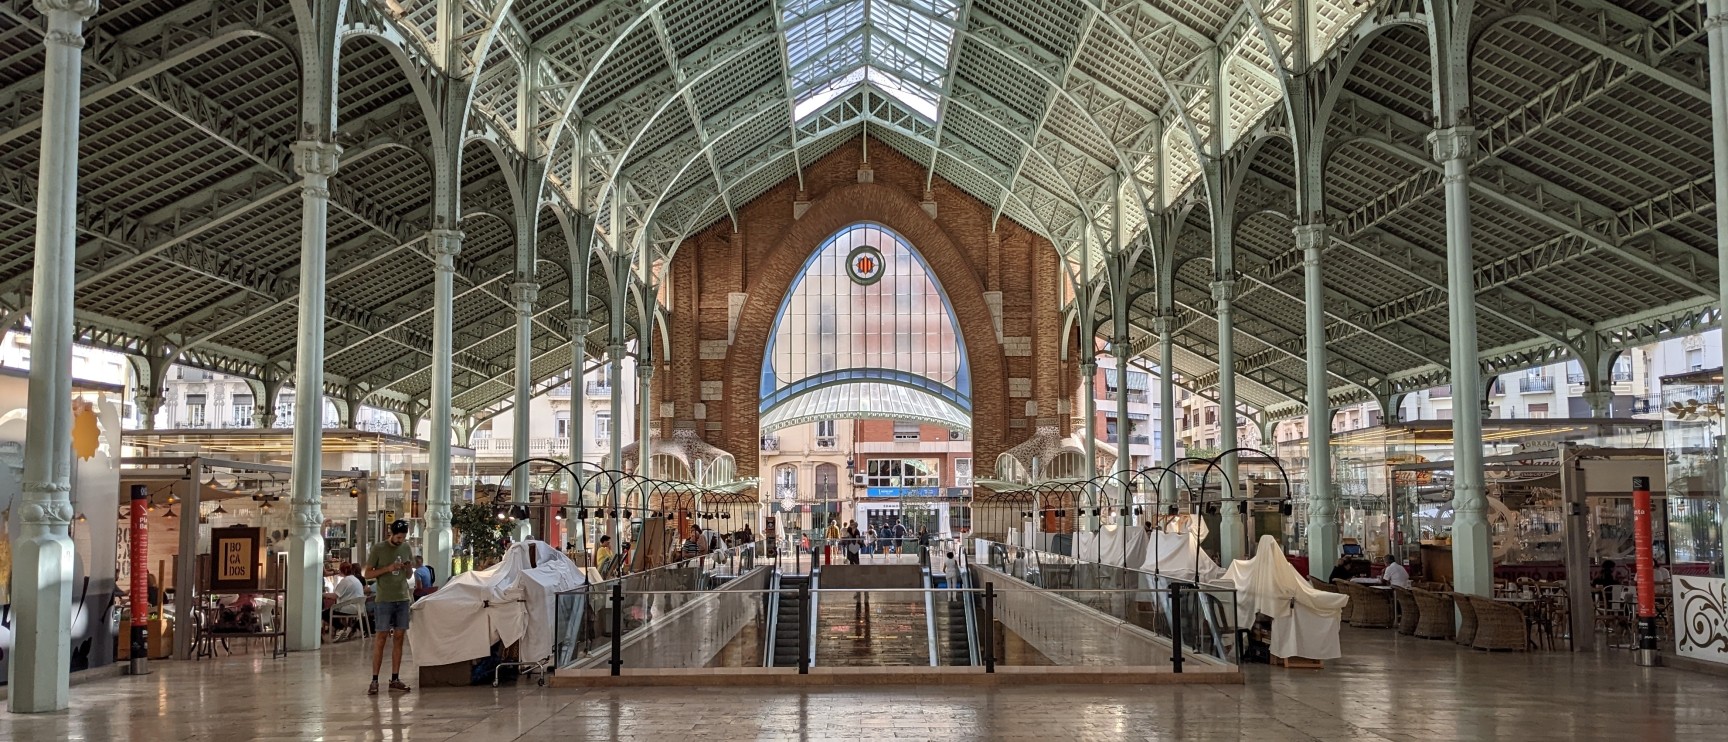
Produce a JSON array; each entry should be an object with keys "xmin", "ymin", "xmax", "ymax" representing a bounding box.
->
[
  {"xmin": 762, "ymin": 570, "xmax": 781, "ymax": 668},
  {"xmin": 958, "ymin": 555, "xmax": 981, "ymax": 667},
  {"xmin": 806, "ymin": 569, "xmax": 820, "ymax": 668},
  {"xmin": 922, "ymin": 568, "xmax": 938, "ymax": 666}
]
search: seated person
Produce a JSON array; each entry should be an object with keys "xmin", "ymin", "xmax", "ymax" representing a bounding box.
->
[
  {"xmin": 324, "ymin": 562, "xmax": 367, "ymax": 640},
  {"xmin": 1381, "ymin": 556, "xmax": 1411, "ymax": 588},
  {"xmin": 1593, "ymin": 560, "xmax": 1621, "ymax": 588}
]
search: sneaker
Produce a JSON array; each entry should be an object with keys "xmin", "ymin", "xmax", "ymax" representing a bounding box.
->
[
  {"xmin": 389, "ymin": 679, "xmax": 411, "ymax": 693},
  {"xmin": 367, "ymin": 679, "xmax": 379, "ymax": 695}
]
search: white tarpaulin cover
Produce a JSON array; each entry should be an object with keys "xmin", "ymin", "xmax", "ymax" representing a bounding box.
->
[
  {"xmin": 1070, "ymin": 524, "xmax": 1150, "ymax": 567},
  {"xmin": 1138, "ymin": 524, "xmax": 1225, "ymax": 583},
  {"xmin": 409, "ymin": 541, "xmax": 586, "ymax": 667},
  {"xmin": 1220, "ymin": 535, "xmax": 1350, "ymax": 660}
]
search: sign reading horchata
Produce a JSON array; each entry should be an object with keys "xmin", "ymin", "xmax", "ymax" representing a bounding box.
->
[{"xmin": 1674, "ymin": 575, "xmax": 1728, "ymax": 665}]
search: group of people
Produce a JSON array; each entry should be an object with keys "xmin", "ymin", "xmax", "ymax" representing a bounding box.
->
[{"xmin": 808, "ymin": 520, "xmax": 934, "ymax": 565}]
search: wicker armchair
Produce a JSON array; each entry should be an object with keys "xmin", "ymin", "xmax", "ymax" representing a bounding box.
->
[
  {"xmin": 1392, "ymin": 586, "xmax": 1420, "ymax": 635},
  {"xmin": 1310, "ymin": 576, "xmax": 1338, "ymax": 593},
  {"xmin": 1452, "ymin": 592, "xmax": 1478, "ymax": 646},
  {"xmin": 1469, "ymin": 596, "xmax": 1530, "ymax": 651},
  {"xmin": 1411, "ymin": 588, "xmax": 1455, "ymax": 640},
  {"xmin": 1336, "ymin": 580, "xmax": 1394, "ymax": 628}
]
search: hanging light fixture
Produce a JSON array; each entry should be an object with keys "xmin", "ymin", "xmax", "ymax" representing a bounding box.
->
[
  {"xmin": 577, "ymin": 508, "xmax": 589, "ymax": 519},
  {"xmin": 554, "ymin": 508, "xmax": 567, "ymax": 521},
  {"xmin": 211, "ymin": 502, "xmax": 229, "ymax": 515},
  {"xmin": 163, "ymin": 508, "xmax": 178, "ymax": 519}
]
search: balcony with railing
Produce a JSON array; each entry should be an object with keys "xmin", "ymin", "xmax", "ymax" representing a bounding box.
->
[
  {"xmin": 814, "ymin": 436, "xmax": 837, "ymax": 449},
  {"xmin": 1520, "ymin": 376, "xmax": 1554, "ymax": 393},
  {"xmin": 761, "ymin": 435, "xmax": 780, "ymax": 452},
  {"xmin": 549, "ymin": 383, "xmax": 573, "ymax": 397},
  {"xmin": 584, "ymin": 381, "xmax": 611, "ymax": 397}
]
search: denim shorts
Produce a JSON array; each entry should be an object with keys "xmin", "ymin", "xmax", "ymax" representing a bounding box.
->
[{"xmin": 374, "ymin": 600, "xmax": 411, "ymax": 632}]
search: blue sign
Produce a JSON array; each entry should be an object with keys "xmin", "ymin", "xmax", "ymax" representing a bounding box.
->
[{"xmin": 864, "ymin": 487, "xmax": 969, "ymax": 499}]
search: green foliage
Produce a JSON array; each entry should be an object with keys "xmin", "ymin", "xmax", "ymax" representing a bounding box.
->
[
  {"xmin": 451, "ymin": 502, "xmax": 510, "ymax": 563},
  {"xmin": 1184, "ymin": 447, "xmax": 1222, "ymax": 461}
]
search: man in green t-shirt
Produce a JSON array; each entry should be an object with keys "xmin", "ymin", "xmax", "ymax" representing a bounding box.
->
[{"xmin": 362, "ymin": 519, "xmax": 416, "ymax": 694}]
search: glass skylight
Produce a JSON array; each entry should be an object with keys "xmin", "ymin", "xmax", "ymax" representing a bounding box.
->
[{"xmin": 782, "ymin": 0, "xmax": 960, "ymax": 122}]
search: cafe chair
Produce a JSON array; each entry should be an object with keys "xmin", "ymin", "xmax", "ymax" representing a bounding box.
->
[
  {"xmin": 329, "ymin": 595, "xmax": 371, "ymax": 640},
  {"xmin": 1392, "ymin": 586, "xmax": 1420, "ymax": 635},
  {"xmin": 1470, "ymin": 596, "xmax": 1531, "ymax": 651},
  {"xmin": 1411, "ymin": 588, "xmax": 1455, "ymax": 640},
  {"xmin": 1452, "ymin": 593, "xmax": 1478, "ymax": 646}
]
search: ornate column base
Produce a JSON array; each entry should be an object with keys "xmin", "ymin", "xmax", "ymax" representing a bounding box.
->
[{"xmin": 10, "ymin": 484, "xmax": 74, "ymax": 713}]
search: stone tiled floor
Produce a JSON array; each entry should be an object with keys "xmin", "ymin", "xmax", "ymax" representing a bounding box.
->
[{"xmin": 4, "ymin": 627, "xmax": 1727, "ymax": 740}]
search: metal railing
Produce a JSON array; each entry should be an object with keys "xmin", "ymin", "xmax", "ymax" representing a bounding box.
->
[
  {"xmin": 585, "ymin": 381, "xmax": 611, "ymax": 396},
  {"xmin": 1520, "ymin": 376, "xmax": 1554, "ymax": 393}
]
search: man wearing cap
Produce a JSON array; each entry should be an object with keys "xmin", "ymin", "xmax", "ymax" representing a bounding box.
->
[{"xmin": 363, "ymin": 519, "xmax": 416, "ymax": 694}]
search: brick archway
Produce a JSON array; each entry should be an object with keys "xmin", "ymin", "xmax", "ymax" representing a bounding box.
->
[{"xmin": 726, "ymin": 181, "xmax": 1009, "ymax": 471}]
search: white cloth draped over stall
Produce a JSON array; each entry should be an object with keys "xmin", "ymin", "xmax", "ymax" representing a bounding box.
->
[
  {"xmin": 1138, "ymin": 524, "xmax": 1225, "ymax": 583},
  {"xmin": 409, "ymin": 541, "xmax": 587, "ymax": 667},
  {"xmin": 1219, "ymin": 535, "xmax": 1350, "ymax": 660},
  {"xmin": 1069, "ymin": 522, "xmax": 1152, "ymax": 567}
]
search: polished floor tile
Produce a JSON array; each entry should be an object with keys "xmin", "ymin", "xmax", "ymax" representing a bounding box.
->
[{"xmin": 3, "ymin": 627, "xmax": 1725, "ymax": 740}]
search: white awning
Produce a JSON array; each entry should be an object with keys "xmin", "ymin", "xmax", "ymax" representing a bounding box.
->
[{"xmin": 759, "ymin": 381, "xmax": 971, "ymax": 433}]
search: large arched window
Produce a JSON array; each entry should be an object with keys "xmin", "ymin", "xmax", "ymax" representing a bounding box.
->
[{"xmin": 760, "ymin": 223, "xmax": 970, "ymax": 432}]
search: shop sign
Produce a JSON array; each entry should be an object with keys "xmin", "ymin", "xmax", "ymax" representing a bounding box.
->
[{"xmin": 864, "ymin": 487, "xmax": 969, "ymax": 499}]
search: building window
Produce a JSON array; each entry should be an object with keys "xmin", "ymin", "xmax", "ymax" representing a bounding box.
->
[
  {"xmin": 1688, "ymin": 348, "xmax": 1705, "ymax": 370},
  {"xmin": 474, "ymin": 420, "xmax": 493, "ymax": 439},
  {"xmin": 593, "ymin": 412, "xmax": 610, "ymax": 444},
  {"xmin": 954, "ymin": 457, "xmax": 973, "ymax": 487},
  {"xmin": 555, "ymin": 412, "xmax": 571, "ymax": 439},
  {"xmin": 893, "ymin": 421, "xmax": 921, "ymax": 441},
  {"xmin": 231, "ymin": 393, "xmax": 254, "ymax": 428},
  {"xmin": 1527, "ymin": 403, "xmax": 1549, "ymax": 419},
  {"xmin": 863, "ymin": 458, "xmax": 939, "ymax": 488},
  {"xmin": 815, "ymin": 419, "xmax": 836, "ymax": 448},
  {"xmin": 775, "ymin": 465, "xmax": 799, "ymax": 500},
  {"xmin": 815, "ymin": 463, "xmax": 839, "ymax": 500},
  {"xmin": 184, "ymin": 394, "xmax": 206, "ymax": 427}
]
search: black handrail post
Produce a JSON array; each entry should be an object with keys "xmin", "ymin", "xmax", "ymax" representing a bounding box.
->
[
  {"xmin": 983, "ymin": 582, "xmax": 996, "ymax": 673},
  {"xmin": 609, "ymin": 582, "xmax": 624, "ymax": 676},
  {"xmin": 797, "ymin": 579, "xmax": 811, "ymax": 674},
  {"xmin": 1169, "ymin": 582, "xmax": 1185, "ymax": 674}
]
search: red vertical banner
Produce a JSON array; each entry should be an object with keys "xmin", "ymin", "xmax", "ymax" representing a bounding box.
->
[
  {"xmin": 1632, "ymin": 476, "xmax": 1655, "ymax": 620},
  {"xmin": 1632, "ymin": 475, "xmax": 1660, "ymax": 663},
  {"xmin": 128, "ymin": 484, "xmax": 151, "ymax": 667}
]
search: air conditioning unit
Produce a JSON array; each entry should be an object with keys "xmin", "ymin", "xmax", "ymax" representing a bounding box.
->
[
  {"xmin": 853, "ymin": 473, "xmax": 868, "ymax": 486},
  {"xmin": 948, "ymin": 430, "xmax": 964, "ymax": 441}
]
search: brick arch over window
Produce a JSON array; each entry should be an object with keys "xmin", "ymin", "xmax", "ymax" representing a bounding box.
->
[{"xmin": 727, "ymin": 180, "xmax": 1012, "ymax": 471}]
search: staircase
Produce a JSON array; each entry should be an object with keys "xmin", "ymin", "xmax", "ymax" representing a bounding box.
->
[{"xmin": 771, "ymin": 574, "xmax": 809, "ymax": 667}]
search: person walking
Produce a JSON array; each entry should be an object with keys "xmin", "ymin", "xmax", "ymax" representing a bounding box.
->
[
  {"xmin": 918, "ymin": 526, "xmax": 932, "ymax": 567},
  {"xmin": 363, "ymin": 519, "xmax": 416, "ymax": 695},
  {"xmin": 824, "ymin": 519, "xmax": 841, "ymax": 566}
]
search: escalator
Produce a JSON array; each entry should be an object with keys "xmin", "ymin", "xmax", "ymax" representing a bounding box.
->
[
  {"xmin": 767, "ymin": 573, "xmax": 810, "ymax": 667},
  {"xmin": 943, "ymin": 592, "xmax": 972, "ymax": 665}
]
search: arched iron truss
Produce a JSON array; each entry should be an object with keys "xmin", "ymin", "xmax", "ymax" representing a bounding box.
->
[{"xmin": 0, "ymin": 0, "xmax": 1715, "ymax": 433}]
